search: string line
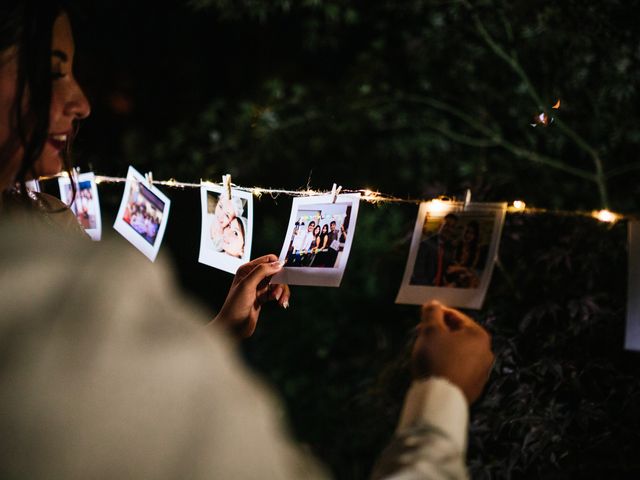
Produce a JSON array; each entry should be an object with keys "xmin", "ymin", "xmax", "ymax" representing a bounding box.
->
[{"xmin": 35, "ymin": 173, "xmax": 635, "ymax": 223}]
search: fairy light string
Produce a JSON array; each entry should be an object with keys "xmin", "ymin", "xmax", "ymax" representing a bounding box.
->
[{"xmin": 37, "ymin": 172, "xmax": 635, "ymax": 223}]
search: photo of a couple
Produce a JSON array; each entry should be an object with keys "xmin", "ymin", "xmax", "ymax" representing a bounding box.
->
[
  {"xmin": 397, "ymin": 202, "xmax": 506, "ymax": 309},
  {"xmin": 411, "ymin": 212, "xmax": 490, "ymax": 289}
]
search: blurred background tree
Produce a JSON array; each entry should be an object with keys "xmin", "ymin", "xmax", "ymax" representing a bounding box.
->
[{"xmin": 47, "ymin": 0, "xmax": 640, "ymax": 477}]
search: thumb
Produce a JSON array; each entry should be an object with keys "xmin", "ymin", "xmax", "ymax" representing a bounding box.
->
[{"xmin": 420, "ymin": 301, "xmax": 447, "ymax": 331}]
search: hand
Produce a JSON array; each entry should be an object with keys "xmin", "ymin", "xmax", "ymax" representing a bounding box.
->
[
  {"xmin": 412, "ymin": 301, "xmax": 494, "ymax": 404},
  {"xmin": 213, "ymin": 254, "xmax": 291, "ymax": 339}
]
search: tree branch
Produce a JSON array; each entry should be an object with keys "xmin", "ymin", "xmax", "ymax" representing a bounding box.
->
[
  {"xmin": 605, "ymin": 162, "xmax": 640, "ymax": 179},
  {"xmin": 460, "ymin": 0, "xmax": 610, "ymax": 207},
  {"xmin": 402, "ymin": 94, "xmax": 596, "ymax": 182}
]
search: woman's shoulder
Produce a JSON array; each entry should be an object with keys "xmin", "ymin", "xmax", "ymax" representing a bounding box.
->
[{"xmin": 33, "ymin": 192, "xmax": 89, "ymax": 238}]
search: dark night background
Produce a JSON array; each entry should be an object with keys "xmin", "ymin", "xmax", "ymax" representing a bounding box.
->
[{"xmin": 40, "ymin": 1, "xmax": 640, "ymax": 478}]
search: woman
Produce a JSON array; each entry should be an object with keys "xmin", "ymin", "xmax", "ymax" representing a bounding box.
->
[
  {"xmin": 312, "ymin": 223, "xmax": 330, "ymax": 267},
  {"xmin": 0, "ymin": 2, "xmax": 90, "ymax": 234},
  {"xmin": 210, "ymin": 194, "xmax": 244, "ymax": 251},
  {"xmin": 303, "ymin": 224, "xmax": 321, "ymax": 266}
]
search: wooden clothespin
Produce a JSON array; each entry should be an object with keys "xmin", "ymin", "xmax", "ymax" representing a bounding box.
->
[
  {"xmin": 331, "ymin": 183, "xmax": 342, "ymax": 203},
  {"xmin": 144, "ymin": 171, "xmax": 154, "ymax": 187},
  {"xmin": 464, "ymin": 189, "xmax": 471, "ymax": 209},
  {"xmin": 222, "ymin": 174, "xmax": 232, "ymax": 200}
]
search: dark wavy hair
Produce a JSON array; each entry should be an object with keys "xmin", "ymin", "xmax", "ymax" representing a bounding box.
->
[{"xmin": 0, "ymin": 0, "xmax": 76, "ymax": 204}]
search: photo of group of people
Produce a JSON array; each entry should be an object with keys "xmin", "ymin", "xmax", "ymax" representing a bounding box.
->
[
  {"xmin": 198, "ymin": 184, "xmax": 253, "ymax": 274},
  {"xmin": 397, "ymin": 201, "xmax": 506, "ymax": 309},
  {"xmin": 285, "ymin": 212, "xmax": 348, "ymax": 268},
  {"xmin": 58, "ymin": 172, "xmax": 101, "ymax": 240},
  {"xmin": 114, "ymin": 166, "xmax": 171, "ymax": 262},
  {"xmin": 272, "ymin": 194, "xmax": 361, "ymax": 287}
]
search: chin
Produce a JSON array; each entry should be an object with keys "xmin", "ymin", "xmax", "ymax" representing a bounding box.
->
[{"xmin": 36, "ymin": 150, "xmax": 64, "ymax": 177}]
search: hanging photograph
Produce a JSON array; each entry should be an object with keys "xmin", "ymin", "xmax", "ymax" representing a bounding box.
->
[
  {"xmin": 25, "ymin": 179, "xmax": 41, "ymax": 193},
  {"xmin": 198, "ymin": 183, "xmax": 253, "ymax": 274},
  {"xmin": 396, "ymin": 201, "xmax": 507, "ymax": 309},
  {"xmin": 113, "ymin": 166, "xmax": 171, "ymax": 262},
  {"xmin": 271, "ymin": 193, "xmax": 361, "ymax": 287},
  {"xmin": 58, "ymin": 172, "xmax": 102, "ymax": 241},
  {"xmin": 626, "ymin": 221, "xmax": 640, "ymax": 351}
]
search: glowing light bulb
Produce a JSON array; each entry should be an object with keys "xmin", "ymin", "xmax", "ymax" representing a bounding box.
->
[
  {"xmin": 593, "ymin": 209, "xmax": 617, "ymax": 223},
  {"xmin": 427, "ymin": 198, "xmax": 450, "ymax": 214},
  {"xmin": 512, "ymin": 200, "xmax": 526, "ymax": 211}
]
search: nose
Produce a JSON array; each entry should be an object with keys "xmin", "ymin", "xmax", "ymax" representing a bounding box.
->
[{"xmin": 63, "ymin": 78, "xmax": 91, "ymax": 120}]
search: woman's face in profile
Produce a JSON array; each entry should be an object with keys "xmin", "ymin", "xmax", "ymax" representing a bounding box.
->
[
  {"xmin": 0, "ymin": 13, "xmax": 90, "ymax": 190},
  {"xmin": 222, "ymin": 217, "xmax": 244, "ymax": 258}
]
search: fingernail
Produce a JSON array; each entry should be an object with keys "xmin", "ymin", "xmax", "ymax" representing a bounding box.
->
[
  {"xmin": 273, "ymin": 260, "xmax": 285, "ymax": 268},
  {"xmin": 274, "ymin": 289, "xmax": 282, "ymax": 301},
  {"xmin": 282, "ymin": 300, "xmax": 289, "ymax": 309}
]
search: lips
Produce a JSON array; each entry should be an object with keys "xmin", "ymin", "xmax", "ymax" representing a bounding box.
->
[{"xmin": 47, "ymin": 132, "xmax": 69, "ymax": 151}]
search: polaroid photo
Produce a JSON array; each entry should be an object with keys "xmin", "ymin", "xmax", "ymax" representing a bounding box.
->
[
  {"xmin": 113, "ymin": 166, "xmax": 171, "ymax": 262},
  {"xmin": 271, "ymin": 193, "xmax": 361, "ymax": 287},
  {"xmin": 396, "ymin": 201, "xmax": 507, "ymax": 309},
  {"xmin": 25, "ymin": 179, "xmax": 41, "ymax": 193},
  {"xmin": 625, "ymin": 221, "xmax": 640, "ymax": 351},
  {"xmin": 198, "ymin": 183, "xmax": 253, "ymax": 274},
  {"xmin": 58, "ymin": 172, "xmax": 102, "ymax": 241}
]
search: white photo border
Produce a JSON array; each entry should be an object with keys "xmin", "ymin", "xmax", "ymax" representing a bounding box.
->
[
  {"xmin": 396, "ymin": 201, "xmax": 507, "ymax": 309},
  {"xmin": 113, "ymin": 166, "xmax": 171, "ymax": 262},
  {"xmin": 625, "ymin": 221, "xmax": 640, "ymax": 351},
  {"xmin": 25, "ymin": 179, "xmax": 41, "ymax": 193},
  {"xmin": 58, "ymin": 172, "xmax": 102, "ymax": 241},
  {"xmin": 271, "ymin": 193, "xmax": 361, "ymax": 287},
  {"xmin": 198, "ymin": 183, "xmax": 254, "ymax": 274}
]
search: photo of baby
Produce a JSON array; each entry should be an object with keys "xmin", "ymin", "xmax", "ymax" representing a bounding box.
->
[{"xmin": 198, "ymin": 184, "xmax": 253, "ymax": 274}]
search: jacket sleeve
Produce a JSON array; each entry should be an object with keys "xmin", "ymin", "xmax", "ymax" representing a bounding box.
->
[{"xmin": 370, "ymin": 378, "xmax": 470, "ymax": 480}]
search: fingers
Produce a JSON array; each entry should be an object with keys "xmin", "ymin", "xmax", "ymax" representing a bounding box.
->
[
  {"xmin": 256, "ymin": 284, "xmax": 291, "ymax": 309},
  {"xmin": 235, "ymin": 254, "xmax": 280, "ymax": 280},
  {"xmin": 420, "ymin": 302, "xmax": 490, "ymax": 338},
  {"xmin": 420, "ymin": 301, "xmax": 446, "ymax": 331},
  {"xmin": 440, "ymin": 305, "xmax": 488, "ymax": 336},
  {"xmin": 278, "ymin": 284, "xmax": 291, "ymax": 308},
  {"xmin": 243, "ymin": 260, "xmax": 284, "ymax": 291}
]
